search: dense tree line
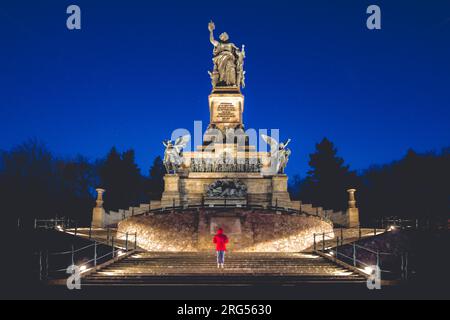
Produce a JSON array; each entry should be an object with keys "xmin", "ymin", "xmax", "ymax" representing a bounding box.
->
[
  {"xmin": 1, "ymin": 139, "xmax": 448, "ymax": 227},
  {"xmin": 0, "ymin": 140, "xmax": 165, "ymax": 226},
  {"xmin": 290, "ymin": 138, "xmax": 449, "ymax": 225}
]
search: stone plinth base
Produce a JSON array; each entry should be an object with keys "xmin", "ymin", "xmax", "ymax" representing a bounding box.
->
[
  {"xmin": 160, "ymin": 173, "xmax": 291, "ymax": 209},
  {"xmin": 161, "ymin": 174, "xmax": 181, "ymax": 207},
  {"xmin": 346, "ymin": 208, "xmax": 360, "ymax": 228},
  {"xmin": 118, "ymin": 209, "xmax": 334, "ymax": 253},
  {"xmin": 92, "ymin": 207, "xmax": 106, "ymax": 228}
]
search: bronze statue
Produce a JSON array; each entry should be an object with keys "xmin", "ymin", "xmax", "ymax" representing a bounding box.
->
[
  {"xmin": 261, "ymin": 135, "xmax": 292, "ymax": 174},
  {"xmin": 208, "ymin": 21, "xmax": 245, "ymax": 89},
  {"xmin": 163, "ymin": 135, "xmax": 190, "ymax": 173}
]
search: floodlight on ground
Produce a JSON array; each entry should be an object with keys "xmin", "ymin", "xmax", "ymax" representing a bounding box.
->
[{"xmin": 364, "ymin": 266, "xmax": 374, "ymax": 275}]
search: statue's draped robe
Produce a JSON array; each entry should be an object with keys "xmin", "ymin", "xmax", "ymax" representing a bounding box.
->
[{"xmin": 213, "ymin": 44, "xmax": 238, "ymax": 86}]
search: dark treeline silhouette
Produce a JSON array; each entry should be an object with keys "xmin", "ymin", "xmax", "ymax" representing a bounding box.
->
[
  {"xmin": 358, "ymin": 148, "xmax": 449, "ymax": 224},
  {"xmin": 98, "ymin": 147, "xmax": 145, "ymax": 212},
  {"xmin": 0, "ymin": 140, "xmax": 165, "ymax": 226},
  {"xmin": 148, "ymin": 156, "xmax": 165, "ymax": 201},
  {"xmin": 291, "ymin": 138, "xmax": 359, "ymax": 211},
  {"xmin": 290, "ymin": 138, "xmax": 449, "ymax": 225},
  {"xmin": 1, "ymin": 139, "xmax": 448, "ymax": 227}
]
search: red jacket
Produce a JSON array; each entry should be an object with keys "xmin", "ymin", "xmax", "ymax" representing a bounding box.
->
[{"xmin": 213, "ymin": 229, "xmax": 229, "ymax": 251}]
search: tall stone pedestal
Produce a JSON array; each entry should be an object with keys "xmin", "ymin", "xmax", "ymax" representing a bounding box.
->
[
  {"xmin": 209, "ymin": 91, "xmax": 244, "ymax": 131},
  {"xmin": 161, "ymin": 174, "xmax": 181, "ymax": 207}
]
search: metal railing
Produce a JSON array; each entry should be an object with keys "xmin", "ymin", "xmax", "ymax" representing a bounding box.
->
[
  {"xmin": 381, "ymin": 217, "xmax": 419, "ymax": 230},
  {"xmin": 33, "ymin": 217, "xmax": 138, "ymax": 280},
  {"xmin": 37, "ymin": 240, "xmax": 131, "ymax": 281},
  {"xmin": 34, "ymin": 217, "xmax": 77, "ymax": 230},
  {"xmin": 34, "ymin": 216, "xmax": 138, "ymax": 248},
  {"xmin": 379, "ymin": 217, "xmax": 448, "ymax": 231},
  {"xmin": 315, "ymin": 227, "xmax": 384, "ymax": 248},
  {"xmin": 313, "ymin": 230, "xmax": 408, "ymax": 280},
  {"xmin": 36, "ymin": 231, "xmax": 138, "ymax": 281}
]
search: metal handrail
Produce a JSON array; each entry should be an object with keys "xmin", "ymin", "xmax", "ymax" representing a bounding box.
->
[
  {"xmin": 333, "ymin": 245, "xmax": 399, "ymax": 274},
  {"xmin": 35, "ymin": 224, "xmax": 138, "ymax": 280},
  {"xmin": 49, "ymin": 242, "xmax": 96, "ymax": 256},
  {"xmin": 34, "ymin": 218, "xmax": 77, "ymax": 230},
  {"xmin": 52, "ymin": 246, "xmax": 124, "ymax": 273},
  {"xmin": 313, "ymin": 229, "xmax": 408, "ymax": 280},
  {"xmin": 38, "ymin": 238, "xmax": 132, "ymax": 278}
]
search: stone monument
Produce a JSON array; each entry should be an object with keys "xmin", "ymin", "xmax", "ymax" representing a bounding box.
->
[
  {"xmin": 111, "ymin": 22, "xmax": 367, "ymax": 250},
  {"xmin": 160, "ymin": 21, "xmax": 293, "ymax": 209},
  {"xmin": 92, "ymin": 22, "xmax": 356, "ymax": 234}
]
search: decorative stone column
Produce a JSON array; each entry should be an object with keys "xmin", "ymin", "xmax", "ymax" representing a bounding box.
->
[
  {"xmin": 92, "ymin": 188, "xmax": 106, "ymax": 228},
  {"xmin": 161, "ymin": 174, "xmax": 182, "ymax": 208},
  {"xmin": 346, "ymin": 188, "xmax": 360, "ymax": 228}
]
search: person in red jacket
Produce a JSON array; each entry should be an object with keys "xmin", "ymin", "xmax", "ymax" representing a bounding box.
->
[{"xmin": 213, "ymin": 228, "xmax": 229, "ymax": 268}]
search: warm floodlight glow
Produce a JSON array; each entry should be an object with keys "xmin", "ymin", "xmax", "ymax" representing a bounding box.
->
[
  {"xmin": 364, "ymin": 266, "xmax": 374, "ymax": 274},
  {"xmin": 333, "ymin": 270, "xmax": 353, "ymax": 276},
  {"xmin": 80, "ymin": 265, "xmax": 87, "ymax": 272},
  {"xmin": 117, "ymin": 211, "xmax": 334, "ymax": 253},
  {"xmin": 388, "ymin": 225, "xmax": 396, "ymax": 231},
  {"xmin": 299, "ymin": 254, "xmax": 320, "ymax": 259}
]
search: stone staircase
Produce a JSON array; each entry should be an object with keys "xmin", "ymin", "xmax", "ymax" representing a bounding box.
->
[
  {"xmin": 107, "ymin": 204, "xmax": 151, "ymax": 223},
  {"xmin": 82, "ymin": 252, "xmax": 365, "ymax": 286}
]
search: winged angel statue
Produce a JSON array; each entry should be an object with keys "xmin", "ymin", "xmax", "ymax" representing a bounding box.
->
[
  {"xmin": 261, "ymin": 135, "xmax": 292, "ymax": 174},
  {"xmin": 163, "ymin": 135, "xmax": 190, "ymax": 173}
]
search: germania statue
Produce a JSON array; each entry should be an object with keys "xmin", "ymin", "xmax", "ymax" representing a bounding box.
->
[{"xmin": 208, "ymin": 21, "xmax": 246, "ymax": 90}]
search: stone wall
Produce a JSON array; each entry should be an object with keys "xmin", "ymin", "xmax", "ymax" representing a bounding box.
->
[
  {"xmin": 94, "ymin": 200, "xmax": 355, "ymax": 229},
  {"xmin": 118, "ymin": 209, "xmax": 333, "ymax": 253}
]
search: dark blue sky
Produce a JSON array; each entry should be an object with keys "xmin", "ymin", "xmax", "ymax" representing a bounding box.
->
[{"xmin": 1, "ymin": 0, "xmax": 449, "ymax": 177}]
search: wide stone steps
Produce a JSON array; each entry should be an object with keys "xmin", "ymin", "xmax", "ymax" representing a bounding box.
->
[{"xmin": 82, "ymin": 252, "xmax": 365, "ymax": 285}]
